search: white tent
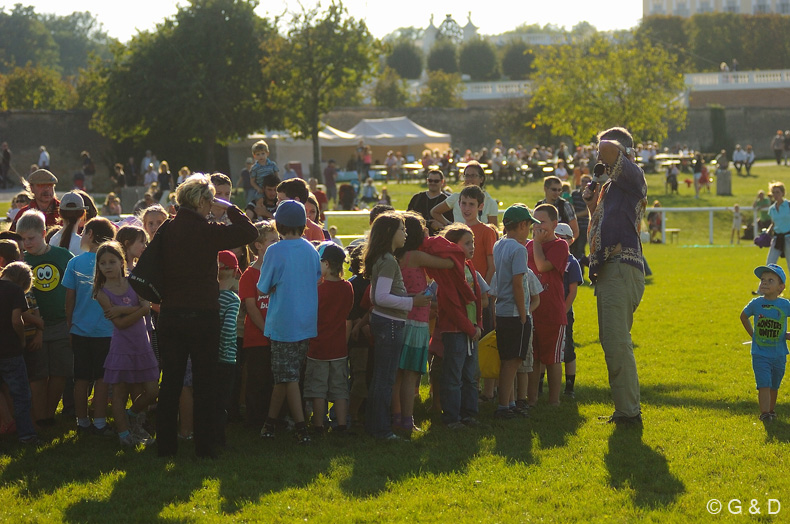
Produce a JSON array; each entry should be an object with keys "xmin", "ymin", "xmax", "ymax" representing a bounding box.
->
[{"xmin": 347, "ymin": 116, "xmax": 450, "ymax": 147}]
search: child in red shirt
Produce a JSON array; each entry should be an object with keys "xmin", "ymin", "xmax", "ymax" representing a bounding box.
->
[
  {"xmin": 305, "ymin": 242, "xmax": 354, "ymax": 434},
  {"xmin": 526, "ymin": 203, "xmax": 569, "ymax": 407}
]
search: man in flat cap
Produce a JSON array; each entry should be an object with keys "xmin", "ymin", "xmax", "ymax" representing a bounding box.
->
[{"xmin": 10, "ymin": 169, "xmax": 60, "ymax": 231}]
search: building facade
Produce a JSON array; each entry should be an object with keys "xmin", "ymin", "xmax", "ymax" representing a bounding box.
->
[{"xmin": 644, "ymin": 0, "xmax": 790, "ymax": 16}]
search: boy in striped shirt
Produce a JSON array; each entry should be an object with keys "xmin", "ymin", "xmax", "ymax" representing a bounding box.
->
[{"xmin": 216, "ymin": 250, "xmax": 242, "ymax": 447}]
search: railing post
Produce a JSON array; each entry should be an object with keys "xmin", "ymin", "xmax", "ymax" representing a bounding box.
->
[{"xmin": 709, "ymin": 209, "xmax": 714, "ymax": 244}]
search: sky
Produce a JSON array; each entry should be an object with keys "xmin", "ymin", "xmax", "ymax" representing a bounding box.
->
[{"xmin": 10, "ymin": 1, "xmax": 644, "ymax": 42}]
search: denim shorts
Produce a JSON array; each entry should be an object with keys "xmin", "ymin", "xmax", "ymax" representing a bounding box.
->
[{"xmin": 752, "ymin": 353, "xmax": 786, "ymax": 390}]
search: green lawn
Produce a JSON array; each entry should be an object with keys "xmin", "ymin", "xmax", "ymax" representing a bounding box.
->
[
  {"xmin": 3, "ymin": 164, "xmax": 790, "ymax": 521},
  {"xmin": 2, "ymin": 232, "xmax": 789, "ymax": 521}
]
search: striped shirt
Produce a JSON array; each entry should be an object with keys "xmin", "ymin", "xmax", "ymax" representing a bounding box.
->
[{"xmin": 218, "ymin": 289, "xmax": 241, "ymax": 364}]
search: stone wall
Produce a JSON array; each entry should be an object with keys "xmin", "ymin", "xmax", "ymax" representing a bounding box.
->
[{"xmin": 0, "ymin": 110, "xmax": 113, "ymax": 192}]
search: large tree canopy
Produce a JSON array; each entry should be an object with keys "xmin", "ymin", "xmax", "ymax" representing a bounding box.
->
[
  {"xmin": 87, "ymin": 0, "xmax": 277, "ymax": 170},
  {"xmin": 386, "ymin": 40, "xmax": 422, "ymax": 80},
  {"xmin": 262, "ymin": 1, "xmax": 376, "ymax": 180},
  {"xmin": 459, "ymin": 38, "xmax": 499, "ymax": 81},
  {"xmin": 529, "ymin": 35, "xmax": 687, "ymax": 145}
]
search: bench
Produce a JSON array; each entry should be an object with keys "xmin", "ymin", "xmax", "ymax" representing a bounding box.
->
[{"xmin": 665, "ymin": 228, "xmax": 681, "ymax": 243}]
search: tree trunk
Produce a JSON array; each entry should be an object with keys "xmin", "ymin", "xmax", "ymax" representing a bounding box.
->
[
  {"xmin": 312, "ymin": 127, "xmax": 322, "ymax": 183},
  {"xmin": 204, "ymin": 133, "xmax": 216, "ymax": 172}
]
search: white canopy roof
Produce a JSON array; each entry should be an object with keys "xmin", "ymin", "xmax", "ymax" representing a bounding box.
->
[{"xmin": 347, "ymin": 116, "xmax": 450, "ymax": 146}]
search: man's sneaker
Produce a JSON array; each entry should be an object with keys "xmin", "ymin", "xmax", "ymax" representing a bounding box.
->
[
  {"xmin": 260, "ymin": 423, "xmax": 276, "ymax": 439},
  {"xmin": 769, "ymin": 411, "xmax": 778, "ymax": 420},
  {"xmin": 90, "ymin": 424, "xmax": 116, "ymax": 437},
  {"xmin": 460, "ymin": 417, "xmax": 480, "ymax": 427},
  {"xmin": 494, "ymin": 408, "xmax": 516, "ymax": 420},
  {"xmin": 295, "ymin": 427, "xmax": 311, "ymax": 444},
  {"xmin": 759, "ymin": 412, "xmax": 772, "ymax": 422},
  {"xmin": 19, "ymin": 435, "xmax": 43, "ymax": 446},
  {"xmin": 563, "ymin": 390, "xmax": 575, "ymax": 398},
  {"xmin": 446, "ymin": 421, "xmax": 466, "ymax": 430},
  {"xmin": 600, "ymin": 413, "xmax": 643, "ymax": 426}
]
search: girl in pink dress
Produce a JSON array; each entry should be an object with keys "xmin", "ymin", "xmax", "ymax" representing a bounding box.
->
[{"xmin": 93, "ymin": 241, "xmax": 159, "ymax": 447}]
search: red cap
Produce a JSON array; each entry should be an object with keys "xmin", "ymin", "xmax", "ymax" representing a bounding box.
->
[{"xmin": 218, "ymin": 250, "xmax": 240, "ymax": 276}]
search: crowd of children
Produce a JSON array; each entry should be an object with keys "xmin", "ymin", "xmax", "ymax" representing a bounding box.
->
[{"xmin": 6, "ymin": 137, "xmax": 789, "ymax": 454}]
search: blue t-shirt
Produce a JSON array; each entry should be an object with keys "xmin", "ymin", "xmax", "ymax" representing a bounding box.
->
[
  {"xmin": 250, "ymin": 159, "xmax": 279, "ymax": 190},
  {"xmin": 768, "ymin": 200, "xmax": 790, "ymax": 235},
  {"xmin": 62, "ymin": 251, "xmax": 114, "ymax": 338},
  {"xmin": 257, "ymin": 237, "xmax": 321, "ymax": 342},
  {"xmin": 493, "ymin": 237, "xmax": 529, "ymax": 317},
  {"xmin": 742, "ymin": 296, "xmax": 790, "ymax": 358},
  {"xmin": 563, "ymin": 255, "xmax": 584, "ymax": 299}
]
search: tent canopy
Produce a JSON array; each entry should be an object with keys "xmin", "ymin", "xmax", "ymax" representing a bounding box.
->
[{"xmin": 347, "ymin": 116, "xmax": 450, "ymax": 146}]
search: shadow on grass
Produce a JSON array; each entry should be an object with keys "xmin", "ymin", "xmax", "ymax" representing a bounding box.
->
[
  {"xmin": 604, "ymin": 424, "xmax": 685, "ymax": 509},
  {"xmin": 764, "ymin": 418, "xmax": 790, "ymax": 443},
  {"xmin": 529, "ymin": 399, "xmax": 583, "ymax": 450}
]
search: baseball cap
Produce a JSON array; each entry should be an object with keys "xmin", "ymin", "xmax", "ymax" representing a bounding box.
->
[
  {"xmin": 59, "ymin": 191, "xmax": 87, "ymax": 211},
  {"xmin": 28, "ymin": 169, "xmax": 58, "ymax": 185},
  {"xmin": 218, "ymin": 250, "xmax": 241, "ymax": 277},
  {"xmin": 274, "ymin": 200, "xmax": 306, "ymax": 227},
  {"xmin": 503, "ymin": 204, "xmax": 540, "ymax": 227},
  {"xmin": 317, "ymin": 241, "xmax": 346, "ymax": 266},
  {"xmin": 755, "ymin": 264, "xmax": 786, "ymax": 284},
  {"xmin": 555, "ymin": 223, "xmax": 574, "ymax": 238}
]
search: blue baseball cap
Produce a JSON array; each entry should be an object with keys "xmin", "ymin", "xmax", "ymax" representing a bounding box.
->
[
  {"xmin": 274, "ymin": 200, "xmax": 306, "ymax": 227},
  {"xmin": 755, "ymin": 264, "xmax": 786, "ymax": 284}
]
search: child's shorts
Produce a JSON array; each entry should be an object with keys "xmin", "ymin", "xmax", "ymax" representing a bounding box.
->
[
  {"xmin": 496, "ymin": 316, "xmax": 532, "ymax": 361},
  {"xmin": 533, "ymin": 323, "xmax": 565, "ymax": 366},
  {"xmin": 41, "ymin": 321, "xmax": 73, "ymax": 378},
  {"xmin": 752, "ymin": 354, "xmax": 786, "ymax": 390},
  {"xmin": 72, "ymin": 335, "xmax": 111, "ymax": 382},
  {"xmin": 303, "ymin": 357, "xmax": 349, "ymax": 401},
  {"xmin": 271, "ymin": 340, "xmax": 309, "ymax": 384}
]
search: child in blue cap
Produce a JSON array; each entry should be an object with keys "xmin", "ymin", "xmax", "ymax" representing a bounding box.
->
[{"xmin": 741, "ymin": 263, "xmax": 790, "ymax": 422}]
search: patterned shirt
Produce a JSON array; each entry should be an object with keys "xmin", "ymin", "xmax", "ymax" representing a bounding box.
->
[
  {"xmin": 588, "ymin": 151, "xmax": 647, "ymax": 282},
  {"xmin": 218, "ymin": 289, "xmax": 241, "ymax": 364}
]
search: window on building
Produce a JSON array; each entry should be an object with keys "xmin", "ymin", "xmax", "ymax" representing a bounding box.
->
[
  {"xmin": 754, "ymin": 0, "xmax": 769, "ymax": 14},
  {"xmin": 698, "ymin": 1, "xmax": 712, "ymax": 13},
  {"xmin": 673, "ymin": 1, "xmax": 689, "ymax": 16},
  {"xmin": 725, "ymin": 0, "xmax": 738, "ymax": 13},
  {"xmin": 779, "ymin": 1, "xmax": 790, "ymax": 14}
]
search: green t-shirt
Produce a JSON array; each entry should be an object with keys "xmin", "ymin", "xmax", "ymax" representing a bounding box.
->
[{"xmin": 25, "ymin": 245, "xmax": 73, "ymax": 323}]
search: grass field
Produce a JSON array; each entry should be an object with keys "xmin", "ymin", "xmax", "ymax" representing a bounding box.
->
[{"xmin": 2, "ymin": 164, "xmax": 790, "ymax": 521}]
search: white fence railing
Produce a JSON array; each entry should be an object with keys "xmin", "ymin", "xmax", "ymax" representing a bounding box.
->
[
  {"xmin": 652, "ymin": 206, "xmax": 761, "ymax": 244},
  {"xmin": 684, "ymin": 69, "xmax": 790, "ymax": 91}
]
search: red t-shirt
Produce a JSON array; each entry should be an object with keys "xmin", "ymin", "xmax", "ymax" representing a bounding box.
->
[
  {"xmin": 304, "ymin": 219, "xmax": 325, "ymax": 242},
  {"xmin": 526, "ymin": 238, "xmax": 569, "ymax": 325},
  {"xmin": 309, "ymin": 279, "xmax": 354, "ymax": 360},
  {"xmin": 239, "ymin": 266, "xmax": 270, "ymax": 348},
  {"xmin": 470, "ymin": 222, "xmax": 497, "ymax": 281}
]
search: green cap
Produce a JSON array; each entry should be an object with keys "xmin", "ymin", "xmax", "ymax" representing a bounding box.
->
[{"xmin": 503, "ymin": 204, "xmax": 540, "ymax": 227}]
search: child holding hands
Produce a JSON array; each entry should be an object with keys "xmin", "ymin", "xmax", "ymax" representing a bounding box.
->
[{"xmin": 741, "ymin": 264, "xmax": 790, "ymax": 422}]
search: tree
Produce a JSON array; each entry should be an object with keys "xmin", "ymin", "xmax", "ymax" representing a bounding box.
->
[
  {"xmin": 417, "ymin": 71, "xmax": 464, "ymax": 109},
  {"xmin": 0, "ymin": 63, "xmax": 77, "ymax": 110},
  {"xmin": 459, "ymin": 38, "xmax": 499, "ymax": 81},
  {"xmin": 386, "ymin": 40, "xmax": 422, "ymax": 80},
  {"xmin": 0, "ymin": 5, "xmax": 60, "ymax": 73},
  {"xmin": 636, "ymin": 15, "xmax": 690, "ymax": 70},
  {"xmin": 529, "ymin": 35, "xmax": 686, "ymax": 145},
  {"xmin": 501, "ymin": 40, "xmax": 535, "ymax": 80},
  {"xmin": 373, "ymin": 67, "xmax": 410, "ymax": 108},
  {"xmin": 427, "ymin": 40, "xmax": 458, "ymax": 74},
  {"xmin": 40, "ymin": 11, "xmax": 113, "ymax": 77},
  {"xmin": 741, "ymin": 15, "xmax": 790, "ymax": 70},
  {"xmin": 86, "ymin": 0, "xmax": 278, "ymax": 170},
  {"xmin": 686, "ymin": 13, "xmax": 742, "ymax": 72},
  {"xmin": 263, "ymin": 1, "xmax": 376, "ymax": 180}
]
